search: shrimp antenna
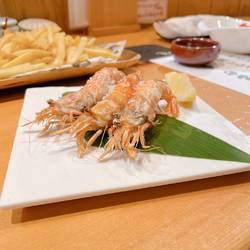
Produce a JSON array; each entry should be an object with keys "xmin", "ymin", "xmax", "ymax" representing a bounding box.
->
[
  {"xmin": 21, "ymin": 117, "xmax": 33, "ymax": 127},
  {"xmin": 99, "ymin": 124, "xmax": 108, "ymax": 148},
  {"xmin": 139, "ymin": 145, "xmax": 166, "ymax": 155}
]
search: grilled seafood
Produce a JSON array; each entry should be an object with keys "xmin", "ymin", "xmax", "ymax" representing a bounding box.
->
[
  {"xmin": 102, "ymin": 79, "xmax": 179, "ymax": 158},
  {"xmin": 30, "ymin": 67, "xmax": 181, "ymax": 161},
  {"xmin": 67, "ymin": 72, "xmax": 142, "ymax": 157},
  {"xmin": 34, "ymin": 67, "xmax": 125, "ymax": 134}
]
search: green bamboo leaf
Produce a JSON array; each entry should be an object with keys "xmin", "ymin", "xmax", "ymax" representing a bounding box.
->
[
  {"xmin": 86, "ymin": 115, "xmax": 250, "ymax": 163},
  {"xmin": 145, "ymin": 115, "xmax": 250, "ymax": 163}
]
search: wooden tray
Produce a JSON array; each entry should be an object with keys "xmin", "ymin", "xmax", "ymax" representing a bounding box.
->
[{"xmin": 0, "ymin": 49, "xmax": 141, "ymax": 90}]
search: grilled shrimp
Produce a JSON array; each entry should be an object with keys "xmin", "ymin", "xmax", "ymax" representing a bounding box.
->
[
  {"xmin": 67, "ymin": 72, "xmax": 142, "ymax": 157},
  {"xmin": 34, "ymin": 67, "xmax": 125, "ymax": 134},
  {"xmin": 102, "ymin": 79, "xmax": 179, "ymax": 158}
]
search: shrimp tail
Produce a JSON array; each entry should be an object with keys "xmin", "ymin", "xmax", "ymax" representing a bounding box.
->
[{"xmin": 163, "ymin": 83, "xmax": 179, "ymax": 117}]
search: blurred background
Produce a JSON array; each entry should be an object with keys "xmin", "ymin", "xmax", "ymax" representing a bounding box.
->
[{"xmin": 0, "ymin": 0, "xmax": 250, "ymax": 35}]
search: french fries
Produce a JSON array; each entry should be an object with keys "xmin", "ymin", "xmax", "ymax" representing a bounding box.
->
[
  {"xmin": 85, "ymin": 47, "xmax": 119, "ymax": 59},
  {"xmin": 0, "ymin": 63, "xmax": 46, "ymax": 79},
  {"xmin": 53, "ymin": 32, "xmax": 66, "ymax": 65},
  {"xmin": 67, "ymin": 37, "xmax": 88, "ymax": 64},
  {"xmin": 0, "ymin": 27, "xmax": 118, "ymax": 79},
  {"xmin": 2, "ymin": 50, "xmax": 52, "ymax": 68}
]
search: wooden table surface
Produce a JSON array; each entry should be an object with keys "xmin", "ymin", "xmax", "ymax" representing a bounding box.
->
[{"xmin": 0, "ymin": 27, "xmax": 250, "ymax": 250}]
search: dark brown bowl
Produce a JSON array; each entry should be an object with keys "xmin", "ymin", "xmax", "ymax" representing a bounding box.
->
[{"xmin": 171, "ymin": 38, "xmax": 221, "ymax": 66}]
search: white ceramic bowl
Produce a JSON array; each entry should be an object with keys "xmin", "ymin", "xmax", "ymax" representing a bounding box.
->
[
  {"xmin": 198, "ymin": 16, "xmax": 243, "ymax": 33},
  {"xmin": 208, "ymin": 27, "xmax": 250, "ymax": 54},
  {"xmin": 18, "ymin": 18, "xmax": 59, "ymax": 31}
]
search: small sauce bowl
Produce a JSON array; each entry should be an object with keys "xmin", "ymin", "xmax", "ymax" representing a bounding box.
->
[{"xmin": 171, "ymin": 38, "xmax": 221, "ymax": 66}]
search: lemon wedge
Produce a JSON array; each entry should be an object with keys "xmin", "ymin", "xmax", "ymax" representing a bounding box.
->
[{"xmin": 164, "ymin": 72, "xmax": 197, "ymax": 103}]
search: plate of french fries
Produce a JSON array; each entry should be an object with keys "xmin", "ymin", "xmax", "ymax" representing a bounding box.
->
[{"xmin": 0, "ymin": 27, "xmax": 140, "ymax": 89}]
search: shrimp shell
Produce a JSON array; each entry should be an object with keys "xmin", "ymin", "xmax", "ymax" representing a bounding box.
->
[
  {"xmin": 101, "ymin": 79, "xmax": 179, "ymax": 159},
  {"xmin": 52, "ymin": 67, "xmax": 125, "ymax": 113},
  {"xmin": 69, "ymin": 72, "xmax": 142, "ymax": 157},
  {"xmin": 34, "ymin": 67, "xmax": 125, "ymax": 134}
]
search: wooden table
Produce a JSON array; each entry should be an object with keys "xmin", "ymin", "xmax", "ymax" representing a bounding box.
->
[{"xmin": 0, "ymin": 27, "xmax": 250, "ymax": 250}]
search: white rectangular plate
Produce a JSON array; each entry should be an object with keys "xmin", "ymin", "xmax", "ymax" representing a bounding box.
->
[{"xmin": 0, "ymin": 87, "xmax": 249, "ymax": 209}]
